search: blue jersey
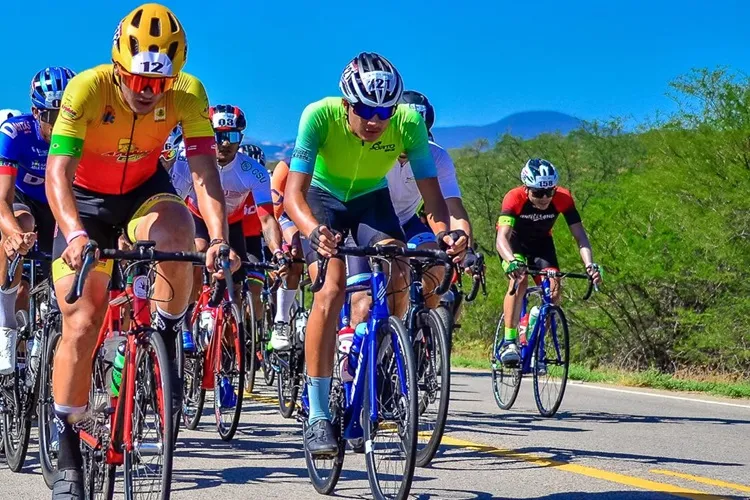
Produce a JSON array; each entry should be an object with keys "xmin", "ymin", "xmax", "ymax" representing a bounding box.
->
[{"xmin": 0, "ymin": 114, "xmax": 49, "ymax": 203}]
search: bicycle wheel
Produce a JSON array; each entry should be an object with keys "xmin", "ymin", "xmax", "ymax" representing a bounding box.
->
[
  {"xmin": 532, "ymin": 306, "xmax": 570, "ymax": 417},
  {"xmin": 39, "ymin": 319, "xmax": 62, "ymax": 489},
  {"xmin": 363, "ymin": 316, "xmax": 418, "ymax": 500},
  {"xmin": 81, "ymin": 343, "xmax": 115, "ymax": 500},
  {"xmin": 182, "ymin": 322, "xmax": 205, "ymax": 430},
  {"xmin": 123, "ymin": 329, "xmax": 174, "ymax": 500},
  {"xmin": 276, "ymin": 345, "xmax": 302, "ymax": 419},
  {"xmin": 415, "ymin": 309, "xmax": 451, "ymax": 467},
  {"xmin": 213, "ymin": 305, "xmax": 245, "ymax": 441},
  {"xmin": 260, "ymin": 299, "xmax": 275, "ymax": 386},
  {"xmin": 303, "ymin": 375, "xmax": 345, "ymax": 494},
  {"xmin": 490, "ymin": 313, "xmax": 522, "ymax": 410},
  {"xmin": 243, "ymin": 291, "xmax": 257, "ymax": 394},
  {"xmin": 2, "ymin": 337, "xmax": 32, "ymax": 472}
]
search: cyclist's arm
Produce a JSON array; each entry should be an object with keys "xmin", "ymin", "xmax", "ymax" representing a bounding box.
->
[
  {"xmin": 407, "ymin": 118, "xmax": 449, "ymax": 234},
  {"xmin": 46, "ymin": 154, "xmax": 86, "ymax": 239},
  {"xmin": 433, "ymin": 144, "xmax": 473, "ymax": 244},
  {"xmin": 446, "ymin": 198, "xmax": 473, "ymax": 246},
  {"xmin": 495, "ymin": 219, "xmax": 517, "ymax": 262},
  {"xmin": 188, "ymin": 155, "xmax": 229, "ymax": 242},
  {"xmin": 417, "ymin": 178, "xmax": 449, "ymax": 234},
  {"xmin": 284, "ymin": 171, "xmax": 317, "ymax": 238},
  {"xmin": 258, "ymin": 206, "xmax": 283, "ymax": 254},
  {"xmin": 270, "ymin": 160, "xmax": 289, "ymax": 220},
  {"xmin": 0, "ymin": 134, "xmax": 23, "ymax": 237},
  {"xmin": 569, "ymin": 222, "xmax": 595, "ymax": 268},
  {"xmin": 555, "ymin": 188, "xmax": 592, "ymax": 266}
]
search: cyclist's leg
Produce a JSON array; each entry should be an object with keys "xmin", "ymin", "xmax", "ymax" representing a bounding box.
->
[
  {"xmin": 244, "ymin": 235, "xmax": 264, "ymax": 321},
  {"xmin": 500, "ymin": 239, "xmax": 529, "ymax": 365},
  {"xmin": 346, "ymin": 233, "xmax": 373, "ymax": 326},
  {"xmin": 531, "ymin": 238, "xmax": 562, "ymax": 305},
  {"xmin": 403, "ymin": 213, "xmax": 443, "ymax": 308},
  {"xmin": 51, "ymin": 219, "xmax": 114, "ymax": 477},
  {"xmin": 0, "ymin": 203, "xmax": 34, "ymax": 375},
  {"xmin": 270, "ymin": 219, "xmax": 302, "ymax": 350}
]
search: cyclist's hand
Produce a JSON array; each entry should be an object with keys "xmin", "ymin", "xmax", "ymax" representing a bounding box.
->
[
  {"xmin": 586, "ymin": 263, "xmax": 603, "ymax": 285},
  {"xmin": 438, "ymin": 230, "xmax": 469, "ymax": 263},
  {"xmin": 309, "ymin": 225, "xmax": 341, "ymax": 259},
  {"xmin": 205, "ymin": 240, "xmax": 240, "ymax": 278},
  {"xmin": 273, "ymin": 250, "xmax": 290, "ymax": 278},
  {"xmin": 505, "ymin": 259, "xmax": 527, "ymax": 281},
  {"xmin": 461, "ymin": 249, "xmax": 478, "ymax": 272},
  {"xmin": 4, "ymin": 231, "xmax": 36, "ymax": 260},
  {"xmin": 62, "ymin": 234, "xmax": 93, "ymax": 272}
]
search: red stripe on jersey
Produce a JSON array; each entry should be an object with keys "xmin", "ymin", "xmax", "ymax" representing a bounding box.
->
[{"xmin": 184, "ymin": 136, "xmax": 216, "ymax": 158}]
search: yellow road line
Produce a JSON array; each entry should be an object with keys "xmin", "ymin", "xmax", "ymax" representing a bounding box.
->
[
  {"xmin": 438, "ymin": 435, "xmax": 731, "ymax": 500},
  {"xmin": 651, "ymin": 469, "xmax": 750, "ymax": 493}
]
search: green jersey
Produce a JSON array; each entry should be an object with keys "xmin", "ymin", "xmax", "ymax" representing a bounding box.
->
[{"xmin": 289, "ymin": 97, "xmax": 436, "ymax": 201}]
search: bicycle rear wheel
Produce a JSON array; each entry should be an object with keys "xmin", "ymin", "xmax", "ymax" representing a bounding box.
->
[
  {"xmin": 243, "ymin": 290, "xmax": 257, "ymax": 394},
  {"xmin": 182, "ymin": 324, "xmax": 205, "ymax": 430},
  {"xmin": 363, "ymin": 316, "xmax": 418, "ymax": 500},
  {"xmin": 260, "ymin": 298, "xmax": 275, "ymax": 386},
  {"xmin": 123, "ymin": 329, "xmax": 174, "ymax": 500},
  {"xmin": 214, "ymin": 306, "xmax": 245, "ymax": 441},
  {"xmin": 276, "ymin": 344, "xmax": 302, "ymax": 419},
  {"xmin": 82, "ymin": 344, "xmax": 115, "ymax": 500},
  {"xmin": 490, "ymin": 313, "xmax": 522, "ymax": 410},
  {"xmin": 415, "ymin": 309, "xmax": 450, "ymax": 467},
  {"xmin": 39, "ymin": 319, "xmax": 62, "ymax": 489},
  {"xmin": 532, "ymin": 306, "xmax": 570, "ymax": 417},
  {"xmin": 303, "ymin": 375, "xmax": 345, "ymax": 494},
  {"xmin": 2, "ymin": 338, "xmax": 32, "ymax": 472}
]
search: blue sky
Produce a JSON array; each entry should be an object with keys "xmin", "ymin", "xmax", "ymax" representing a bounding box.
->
[{"xmin": 3, "ymin": 0, "xmax": 750, "ymax": 141}]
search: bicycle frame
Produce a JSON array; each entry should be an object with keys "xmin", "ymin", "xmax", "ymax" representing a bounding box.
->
[{"xmin": 518, "ymin": 275, "xmax": 559, "ymax": 375}]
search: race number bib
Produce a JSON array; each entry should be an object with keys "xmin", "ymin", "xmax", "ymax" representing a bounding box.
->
[{"xmin": 131, "ymin": 51, "xmax": 174, "ymax": 77}]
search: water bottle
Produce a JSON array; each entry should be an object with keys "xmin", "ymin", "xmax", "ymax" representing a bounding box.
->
[
  {"xmin": 295, "ymin": 311, "xmax": 308, "ymax": 343},
  {"xmin": 199, "ymin": 310, "xmax": 215, "ymax": 333},
  {"xmin": 182, "ymin": 329, "xmax": 195, "ymax": 353},
  {"xmin": 518, "ymin": 313, "xmax": 529, "ymax": 346},
  {"xmin": 528, "ymin": 306, "xmax": 540, "ymax": 337},
  {"xmin": 348, "ymin": 323, "xmax": 367, "ymax": 374},
  {"xmin": 337, "ymin": 326, "xmax": 355, "ymax": 382},
  {"xmin": 219, "ymin": 376, "xmax": 236, "ymax": 408},
  {"xmin": 110, "ymin": 341, "xmax": 126, "ymax": 397},
  {"xmin": 25, "ymin": 333, "xmax": 43, "ymax": 389}
]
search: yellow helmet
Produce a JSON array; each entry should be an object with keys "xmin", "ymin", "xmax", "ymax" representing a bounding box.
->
[{"xmin": 111, "ymin": 3, "xmax": 187, "ymax": 77}]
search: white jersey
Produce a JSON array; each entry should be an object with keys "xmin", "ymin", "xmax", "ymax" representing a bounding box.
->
[
  {"xmin": 170, "ymin": 152, "xmax": 272, "ymax": 223},
  {"xmin": 386, "ymin": 141, "xmax": 462, "ymax": 225}
]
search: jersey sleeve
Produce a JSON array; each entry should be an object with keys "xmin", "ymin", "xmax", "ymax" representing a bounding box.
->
[
  {"xmin": 431, "ymin": 143, "xmax": 461, "ymax": 199},
  {"xmin": 0, "ymin": 120, "xmax": 19, "ymax": 175},
  {"xmin": 271, "ymin": 160, "xmax": 290, "ymax": 219},
  {"xmin": 243, "ymin": 157, "xmax": 273, "ymax": 207},
  {"xmin": 173, "ymin": 73, "xmax": 215, "ymax": 158},
  {"xmin": 289, "ymin": 100, "xmax": 329, "ymax": 175},
  {"xmin": 49, "ymin": 70, "xmax": 98, "ymax": 158},
  {"xmin": 553, "ymin": 188, "xmax": 582, "ymax": 226},
  {"xmin": 498, "ymin": 187, "xmax": 525, "ymax": 227},
  {"xmin": 400, "ymin": 107, "xmax": 436, "ymax": 180}
]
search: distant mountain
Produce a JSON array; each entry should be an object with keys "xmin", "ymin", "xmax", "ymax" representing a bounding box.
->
[
  {"xmin": 432, "ymin": 111, "xmax": 583, "ymax": 149},
  {"xmin": 246, "ymin": 110, "xmax": 583, "ymax": 160}
]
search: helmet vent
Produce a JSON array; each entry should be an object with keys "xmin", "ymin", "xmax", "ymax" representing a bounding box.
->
[
  {"xmin": 129, "ymin": 36, "xmax": 140, "ymax": 56},
  {"xmin": 148, "ymin": 44, "xmax": 159, "ymax": 53},
  {"xmin": 131, "ymin": 9, "xmax": 143, "ymax": 28},
  {"xmin": 149, "ymin": 17, "xmax": 161, "ymax": 37},
  {"xmin": 166, "ymin": 12, "xmax": 179, "ymax": 33},
  {"xmin": 167, "ymin": 42, "xmax": 179, "ymax": 63}
]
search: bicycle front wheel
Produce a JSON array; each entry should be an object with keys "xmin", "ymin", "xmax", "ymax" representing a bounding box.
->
[
  {"xmin": 363, "ymin": 316, "xmax": 418, "ymax": 500},
  {"xmin": 214, "ymin": 305, "xmax": 245, "ymax": 441},
  {"xmin": 243, "ymin": 290, "xmax": 257, "ymax": 394},
  {"xmin": 303, "ymin": 375, "xmax": 345, "ymax": 494},
  {"xmin": 415, "ymin": 309, "xmax": 451, "ymax": 468},
  {"xmin": 39, "ymin": 319, "xmax": 62, "ymax": 489},
  {"xmin": 490, "ymin": 313, "xmax": 522, "ymax": 410},
  {"xmin": 260, "ymin": 299, "xmax": 276, "ymax": 386},
  {"xmin": 2, "ymin": 338, "xmax": 32, "ymax": 472},
  {"xmin": 532, "ymin": 306, "xmax": 570, "ymax": 417},
  {"xmin": 123, "ymin": 329, "xmax": 174, "ymax": 500}
]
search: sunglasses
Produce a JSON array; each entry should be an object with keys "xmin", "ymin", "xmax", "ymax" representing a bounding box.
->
[
  {"xmin": 118, "ymin": 64, "xmax": 176, "ymax": 95},
  {"xmin": 529, "ymin": 187, "xmax": 556, "ymax": 198},
  {"xmin": 351, "ymin": 102, "xmax": 396, "ymax": 120},
  {"xmin": 215, "ymin": 131, "xmax": 243, "ymax": 144},
  {"xmin": 38, "ymin": 109, "xmax": 60, "ymax": 124}
]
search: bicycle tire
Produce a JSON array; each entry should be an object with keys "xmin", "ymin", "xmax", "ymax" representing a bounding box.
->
[
  {"xmin": 214, "ymin": 305, "xmax": 245, "ymax": 441},
  {"xmin": 39, "ymin": 318, "xmax": 62, "ymax": 489},
  {"xmin": 261, "ymin": 299, "xmax": 275, "ymax": 386},
  {"xmin": 123, "ymin": 328, "xmax": 174, "ymax": 500},
  {"xmin": 415, "ymin": 309, "xmax": 451, "ymax": 467},
  {"xmin": 182, "ymin": 321, "xmax": 205, "ymax": 430},
  {"xmin": 532, "ymin": 306, "xmax": 570, "ymax": 417},
  {"xmin": 243, "ymin": 291, "xmax": 257, "ymax": 394},
  {"xmin": 433, "ymin": 304, "xmax": 454, "ymax": 357},
  {"xmin": 363, "ymin": 315, "xmax": 418, "ymax": 500},
  {"xmin": 303, "ymin": 376, "xmax": 345, "ymax": 494},
  {"xmin": 82, "ymin": 344, "xmax": 115, "ymax": 500},
  {"xmin": 276, "ymin": 346, "xmax": 301, "ymax": 419},
  {"xmin": 490, "ymin": 313, "xmax": 522, "ymax": 410},
  {"xmin": 2, "ymin": 339, "xmax": 32, "ymax": 472}
]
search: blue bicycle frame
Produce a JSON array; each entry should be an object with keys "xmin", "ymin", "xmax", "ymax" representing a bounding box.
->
[{"xmin": 517, "ymin": 274, "xmax": 561, "ymax": 375}]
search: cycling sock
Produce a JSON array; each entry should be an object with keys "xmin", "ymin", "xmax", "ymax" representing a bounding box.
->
[
  {"xmin": 53, "ymin": 403, "xmax": 86, "ymax": 471},
  {"xmin": 155, "ymin": 305, "xmax": 188, "ymax": 361},
  {"xmin": 307, "ymin": 376, "xmax": 332, "ymax": 425},
  {"xmin": 0, "ymin": 284, "xmax": 19, "ymax": 330},
  {"xmin": 274, "ymin": 287, "xmax": 297, "ymax": 323},
  {"xmin": 504, "ymin": 327, "xmax": 518, "ymax": 342}
]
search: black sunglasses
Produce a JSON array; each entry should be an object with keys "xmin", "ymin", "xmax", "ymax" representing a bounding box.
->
[
  {"xmin": 38, "ymin": 109, "xmax": 59, "ymax": 124},
  {"xmin": 529, "ymin": 187, "xmax": 556, "ymax": 198}
]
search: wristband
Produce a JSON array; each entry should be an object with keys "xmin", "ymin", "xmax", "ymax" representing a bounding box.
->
[
  {"xmin": 66, "ymin": 230, "xmax": 88, "ymax": 244},
  {"xmin": 208, "ymin": 238, "xmax": 226, "ymax": 248}
]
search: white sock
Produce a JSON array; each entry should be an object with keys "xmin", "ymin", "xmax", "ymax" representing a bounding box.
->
[
  {"xmin": 0, "ymin": 284, "xmax": 19, "ymax": 330},
  {"xmin": 274, "ymin": 288, "xmax": 297, "ymax": 323}
]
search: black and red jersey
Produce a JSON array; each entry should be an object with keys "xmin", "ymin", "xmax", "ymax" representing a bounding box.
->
[{"xmin": 499, "ymin": 186, "xmax": 581, "ymax": 242}]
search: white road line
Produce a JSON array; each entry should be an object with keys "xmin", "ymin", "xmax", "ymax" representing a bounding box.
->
[{"xmin": 568, "ymin": 382, "xmax": 750, "ymax": 409}]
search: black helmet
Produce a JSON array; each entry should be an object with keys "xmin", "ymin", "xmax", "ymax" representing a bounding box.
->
[{"xmin": 401, "ymin": 90, "xmax": 435, "ymax": 131}]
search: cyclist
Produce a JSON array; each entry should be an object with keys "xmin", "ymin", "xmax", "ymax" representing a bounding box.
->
[
  {"xmin": 171, "ymin": 106, "xmax": 288, "ymax": 327},
  {"xmin": 0, "ymin": 67, "xmax": 75, "ymax": 375},
  {"xmin": 495, "ymin": 158, "xmax": 602, "ymax": 366},
  {"xmin": 160, "ymin": 123, "xmax": 184, "ymax": 171},
  {"xmin": 284, "ymin": 52, "xmax": 466, "ymax": 456},
  {"xmin": 349, "ymin": 90, "xmax": 474, "ymax": 326},
  {"xmin": 45, "ymin": 5, "xmax": 238, "ymax": 497}
]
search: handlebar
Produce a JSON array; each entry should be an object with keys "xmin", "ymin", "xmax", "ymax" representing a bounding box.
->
[
  {"xmin": 2, "ymin": 250, "xmax": 52, "ymax": 292},
  {"xmin": 464, "ymin": 252, "xmax": 487, "ymax": 303},
  {"xmin": 310, "ymin": 244, "xmax": 454, "ymax": 296},
  {"xmin": 509, "ymin": 268, "xmax": 598, "ymax": 300}
]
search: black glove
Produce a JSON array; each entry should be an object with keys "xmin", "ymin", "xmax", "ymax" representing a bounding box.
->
[{"xmin": 436, "ymin": 229, "xmax": 468, "ymax": 251}]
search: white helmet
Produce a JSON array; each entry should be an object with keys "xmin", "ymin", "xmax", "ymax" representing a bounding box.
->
[
  {"xmin": 0, "ymin": 109, "xmax": 22, "ymax": 122},
  {"xmin": 339, "ymin": 52, "xmax": 404, "ymax": 107},
  {"xmin": 521, "ymin": 158, "xmax": 559, "ymax": 189}
]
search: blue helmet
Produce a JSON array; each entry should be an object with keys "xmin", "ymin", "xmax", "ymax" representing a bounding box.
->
[{"xmin": 30, "ymin": 67, "xmax": 76, "ymax": 109}]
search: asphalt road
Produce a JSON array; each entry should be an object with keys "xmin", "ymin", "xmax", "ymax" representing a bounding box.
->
[{"xmin": 2, "ymin": 369, "xmax": 749, "ymax": 500}]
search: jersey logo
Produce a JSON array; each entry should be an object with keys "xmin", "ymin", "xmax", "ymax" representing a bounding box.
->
[
  {"xmin": 292, "ymin": 147, "xmax": 312, "ymax": 163},
  {"xmin": 101, "ymin": 106, "xmax": 115, "ymax": 125},
  {"xmin": 520, "ymin": 213, "xmax": 556, "ymax": 222},
  {"xmin": 103, "ymin": 139, "xmax": 150, "ymax": 163},
  {"xmin": 0, "ymin": 122, "xmax": 17, "ymax": 139},
  {"xmin": 369, "ymin": 141, "xmax": 396, "ymax": 153},
  {"xmin": 154, "ymin": 107, "xmax": 166, "ymax": 122}
]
